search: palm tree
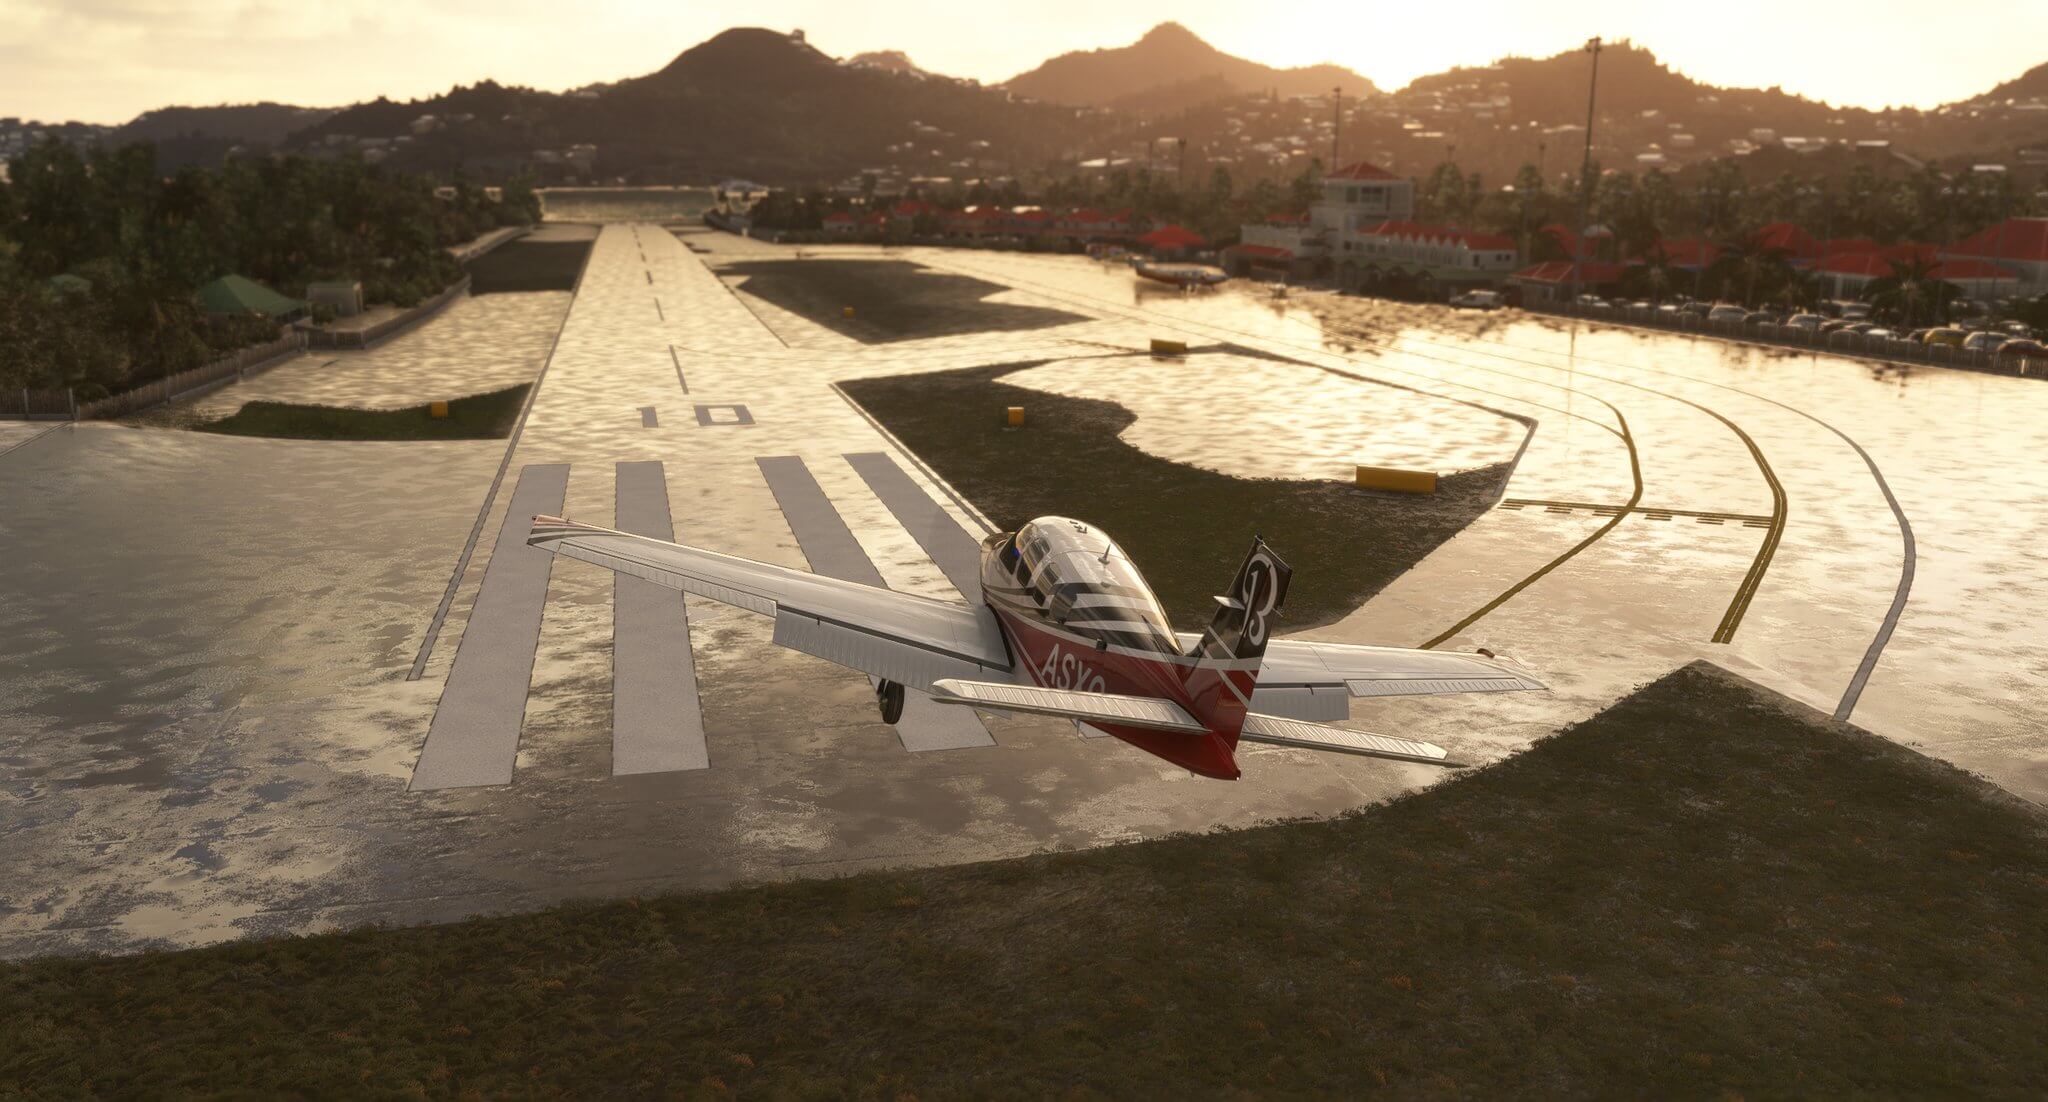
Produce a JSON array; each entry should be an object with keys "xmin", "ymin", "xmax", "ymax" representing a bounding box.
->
[
  {"xmin": 1777, "ymin": 267, "xmax": 1827, "ymax": 313},
  {"xmin": 1866, "ymin": 257, "xmax": 1959, "ymax": 329},
  {"xmin": 1622, "ymin": 244, "xmax": 1679, "ymax": 306},
  {"xmin": 1705, "ymin": 231, "xmax": 1792, "ymax": 307}
]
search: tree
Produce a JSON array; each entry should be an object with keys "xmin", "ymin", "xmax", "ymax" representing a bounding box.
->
[
  {"xmin": 1705, "ymin": 230, "xmax": 1793, "ymax": 307},
  {"xmin": 1866, "ymin": 256, "xmax": 1959, "ymax": 328}
]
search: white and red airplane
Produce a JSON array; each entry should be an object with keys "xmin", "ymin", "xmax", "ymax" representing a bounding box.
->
[{"xmin": 527, "ymin": 514, "xmax": 1544, "ymax": 779}]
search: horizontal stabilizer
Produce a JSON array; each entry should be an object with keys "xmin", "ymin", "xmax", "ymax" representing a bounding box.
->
[
  {"xmin": 929, "ymin": 679, "xmax": 1205, "ymax": 733},
  {"xmin": 1238, "ymin": 713, "xmax": 1459, "ymax": 767}
]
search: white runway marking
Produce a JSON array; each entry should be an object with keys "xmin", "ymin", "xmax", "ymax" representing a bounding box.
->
[
  {"xmin": 410, "ymin": 463, "xmax": 569, "ymax": 790},
  {"xmin": 756, "ymin": 454, "xmax": 995, "ymax": 752},
  {"xmin": 612, "ymin": 460, "xmax": 709, "ymax": 774}
]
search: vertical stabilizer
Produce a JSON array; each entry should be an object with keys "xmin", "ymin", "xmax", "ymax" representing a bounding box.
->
[{"xmin": 1180, "ymin": 538, "xmax": 1292, "ymax": 739}]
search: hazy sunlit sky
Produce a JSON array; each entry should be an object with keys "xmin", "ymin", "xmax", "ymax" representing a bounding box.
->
[{"xmin": 5, "ymin": 0, "xmax": 2044, "ymax": 124}]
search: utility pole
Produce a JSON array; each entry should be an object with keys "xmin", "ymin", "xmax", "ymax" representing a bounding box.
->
[
  {"xmin": 1569, "ymin": 36, "xmax": 1603, "ymax": 309},
  {"xmin": 1331, "ymin": 85, "xmax": 1342, "ymax": 170},
  {"xmin": 1177, "ymin": 137, "xmax": 1187, "ymax": 184}
]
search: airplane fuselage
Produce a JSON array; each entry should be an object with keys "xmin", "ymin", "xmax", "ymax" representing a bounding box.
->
[{"xmin": 978, "ymin": 518, "xmax": 1244, "ymax": 778}]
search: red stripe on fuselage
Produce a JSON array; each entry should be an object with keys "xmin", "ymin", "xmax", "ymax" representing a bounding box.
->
[{"xmin": 992, "ymin": 607, "xmax": 1241, "ymax": 780}]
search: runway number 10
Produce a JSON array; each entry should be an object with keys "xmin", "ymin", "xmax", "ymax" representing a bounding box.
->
[{"xmin": 1039, "ymin": 645, "xmax": 1106, "ymax": 694}]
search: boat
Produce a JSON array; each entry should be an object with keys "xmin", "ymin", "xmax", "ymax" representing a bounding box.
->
[{"xmin": 1135, "ymin": 261, "xmax": 1230, "ymax": 288}]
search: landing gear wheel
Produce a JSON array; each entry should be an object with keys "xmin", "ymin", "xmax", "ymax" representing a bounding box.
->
[{"xmin": 876, "ymin": 679, "xmax": 906, "ymax": 725}]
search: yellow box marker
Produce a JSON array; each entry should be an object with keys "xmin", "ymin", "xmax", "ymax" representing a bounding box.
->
[
  {"xmin": 1355, "ymin": 465, "xmax": 1436, "ymax": 494},
  {"xmin": 1150, "ymin": 338, "xmax": 1188, "ymax": 357},
  {"xmin": 429, "ymin": 400, "xmax": 450, "ymax": 419},
  {"xmin": 1005, "ymin": 406, "xmax": 1025, "ymax": 427},
  {"xmin": 843, "ymin": 306, "xmax": 856, "ymax": 319}
]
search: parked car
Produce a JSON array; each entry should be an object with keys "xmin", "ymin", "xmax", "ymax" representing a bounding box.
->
[
  {"xmin": 1785, "ymin": 313, "xmax": 1826, "ymax": 331},
  {"xmin": 1840, "ymin": 303, "xmax": 1872, "ymax": 320},
  {"xmin": 1707, "ymin": 304, "xmax": 1749, "ymax": 323},
  {"xmin": 1682, "ymin": 301, "xmax": 1715, "ymax": 317},
  {"xmin": 1964, "ymin": 331, "xmax": 2010, "ymax": 352},
  {"xmin": 1842, "ymin": 321, "xmax": 1878, "ymax": 334},
  {"xmin": 1656, "ymin": 303, "xmax": 1683, "ymax": 317},
  {"xmin": 1575, "ymin": 294, "xmax": 1610, "ymax": 308},
  {"xmin": 1999, "ymin": 320, "xmax": 2034, "ymax": 337},
  {"xmin": 1743, "ymin": 311, "xmax": 1776, "ymax": 326},
  {"xmin": 1923, "ymin": 328, "xmax": 1968, "ymax": 348},
  {"xmin": 1995, "ymin": 338, "xmax": 2048, "ymax": 362},
  {"xmin": 1449, "ymin": 289, "xmax": 1504, "ymax": 310},
  {"xmin": 1864, "ymin": 328, "xmax": 1896, "ymax": 340}
]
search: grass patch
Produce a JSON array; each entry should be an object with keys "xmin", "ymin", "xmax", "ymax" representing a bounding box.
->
[
  {"xmin": 196, "ymin": 384, "xmax": 529, "ymax": 441},
  {"xmin": 718, "ymin": 258, "xmax": 1085, "ymax": 343},
  {"xmin": 841, "ymin": 362, "xmax": 1511, "ymax": 629},
  {"xmin": 4, "ymin": 663, "xmax": 2043, "ymax": 1096},
  {"xmin": 466, "ymin": 240, "xmax": 592, "ymax": 294}
]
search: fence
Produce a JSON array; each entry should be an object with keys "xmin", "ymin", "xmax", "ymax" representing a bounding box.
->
[
  {"xmin": 308, "ymin": 275, "xmax": 470, "ymax": 351},
  {"xmin": 55, "ymin": 330, "xmax": 310, "ymax": 421},
  {"xmin": 0, "ymin": 388, "xmax": 77, "ymax": 420},
  {"xmin": 1536, "ymin": 302, "xmax": 2043, "ymax": 379}
]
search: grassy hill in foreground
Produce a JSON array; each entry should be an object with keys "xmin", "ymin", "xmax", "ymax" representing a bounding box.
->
[{"xmin": 4, "ymin": 662, "xmax": 2044, "ymax": 1096}]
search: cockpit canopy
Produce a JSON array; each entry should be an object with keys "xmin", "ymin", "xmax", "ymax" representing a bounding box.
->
[{"xmin": 1000, "ymin": 517, "xmax": 1178, "ymax": 652}]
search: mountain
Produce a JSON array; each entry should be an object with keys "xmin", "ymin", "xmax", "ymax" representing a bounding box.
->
[
  {"xmin": 1969, "ymin": 61, "xmax": 2048, "ymax": 104},
  {"xmin": 845, "ymin": 50, "xmax": 929, "ymax": 78},
  {"xmin": 103, "ymin": 102, "xmax": 338, "ymax": 170},
  {"xmin": 1002, "ymin": 22, "xmax": 1374, "ymax": 113},
  {"xmin": 290, "ymin": 29, "xmax": 1099, "ymax": 184}
]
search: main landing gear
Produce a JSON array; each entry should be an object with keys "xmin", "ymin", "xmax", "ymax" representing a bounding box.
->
[{"xmin": 876, "ymin": 679, "xmax": 906, "ymax": 725}]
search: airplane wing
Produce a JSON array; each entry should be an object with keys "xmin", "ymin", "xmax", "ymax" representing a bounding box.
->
[
  {"xmin": 528, "ymin": 516, "xmax": 1011, "ymax": 691},
  {"xmin": 1237, "ymin": 713, "xmax": 1458, "ymax": 767},
  {"xmin": 1199, "ymin": 636, "xmax": 1546, "ymax": 722},
  {"xmin": 928, "ymin": 678, "xmax": 1205, "ymax": 733}
]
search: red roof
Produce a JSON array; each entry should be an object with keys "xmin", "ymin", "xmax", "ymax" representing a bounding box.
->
[
  {"xmin": 1231, "ymin": 244, "xmax": 1295, "ymax": 260},
  {"xmin": 1818, "ymin": 253, "xmax": 1894, "ymax": 277},
  {"xmin": 1652, "ymin": 238, "xmax": 1720, "ymax": 267},
  {"xmin": 1512, "ymin": 260, "xmax": 1627, "ymax": 284},
  {"xmin": 1361, "ymin": 220, "xmax": 1514, "ymax": 251},
  {"xmin": 822, "ymin": 211, "xmax": 856, "ymax": 224},
  {"xmin": 1822, "ymin": 237, "xmax": 1882, "ymax": 255},
  {"xmin": 891, "ymin": 200, "xmax": 937, "ymax": 217},
  {"xmin": 1538, "ymin": 223, "xmax": 1592, "ymax": 257},
  {"xmin": 1327, "ymin": 162, "xmax": 1399, "ymax": 181},
  {"xmin": 1932, "ymin": 258, "xmax": 2020, "ymax": 280},
  {"xmin": 1137, "ymin": 224, "xmax": 1207, "ymax": 250},
  {"xmin": 1946, "ymin": 218, "xmax": 2048, "ymax": 262},
  {"xmin": 1753, "ymin": 221, "xmax": 1821, "ymax": 258}
]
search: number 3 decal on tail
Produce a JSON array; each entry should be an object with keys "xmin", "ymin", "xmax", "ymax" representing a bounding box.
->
[{"xmin": 1239, "ymin": 550, "xmax": 1282, "ymax": 647}]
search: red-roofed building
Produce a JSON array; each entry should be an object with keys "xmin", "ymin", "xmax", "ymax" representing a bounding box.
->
[
  {"xmin": 1931, "ymin": 258, "xmax": 2023, "ymax": 296},
  {"xmin": 1942, "ymin": 218, "xmax": 2048, "ymax": 292},
  {"xmin": 1509, "ymin": 260, "xmax": 1627, "ymax": 304},
  {"xmin": 1753, "ymin": 221, "xmax": 1822, "ymax": 261},
  {"xmin": 1349, "ymin": 220, "xmax": 1519, "ymax": 274},
  {"xmin": 1137, "ymin": 223, "xmax": 1207, "ymax": 255},
  {"xmin": 1055, "ymin": 207, "xmax": 1135, "ymax": 242},
  {"xmin": 1326, "ymin": 162, "xmax": 1402, "ymax": 181},
  {"xmin": 821, "ymin": 210, "xmax": 859, "ymax": 237},
  {"xmin": 1652, "ymin": 238, "xmax": 1720, "ymax": 269}
]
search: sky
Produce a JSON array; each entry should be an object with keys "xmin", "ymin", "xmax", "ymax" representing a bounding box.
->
[{"xmin": 4, "ymin": 0, "xmax": 2044, "ymax": 125}]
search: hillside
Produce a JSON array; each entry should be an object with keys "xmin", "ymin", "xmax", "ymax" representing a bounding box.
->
[
  {"xmin": 287, "ymin": 29, "xmax": 1098, "ymax": 184},
  {"xmin": 1004, "ymin": 22, "xmax": 1374, "ymax": 113}
]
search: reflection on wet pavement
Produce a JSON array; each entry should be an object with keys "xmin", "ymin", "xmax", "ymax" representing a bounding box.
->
[{"xmin": 3, "ymin": 225, "xmax": 2044, "ymax": 960}]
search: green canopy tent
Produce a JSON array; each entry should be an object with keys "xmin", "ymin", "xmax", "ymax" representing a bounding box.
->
[{"xmin": 196, "ymin": 275, "xmax": 308, "ymax": 321}]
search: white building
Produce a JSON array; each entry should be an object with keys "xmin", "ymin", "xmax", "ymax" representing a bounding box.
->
[{"xmin": 1234, "ymin": 161, "xmax": 1416, "ymax": 270}]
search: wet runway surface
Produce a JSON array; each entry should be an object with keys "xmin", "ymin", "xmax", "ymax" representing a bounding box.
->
[{"xmin": 4, "ymin": 225, "xmax": 2042, "ymax": 958}]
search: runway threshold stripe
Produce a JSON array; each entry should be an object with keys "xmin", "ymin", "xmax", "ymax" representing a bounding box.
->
[
  {"xmin": 613, "ymin": 461, "xmax": 709, "ymax": 774},
  {"xmin": 843, "ymin": 451, "xmax": 985, "ymax": 600},
  {"xmin": 757, "ymin": 455, "xmax": 993, "ymax": 752},
  {"xmin": 410, "ymin": 463, "xmax": 569, "ymax": 790}
]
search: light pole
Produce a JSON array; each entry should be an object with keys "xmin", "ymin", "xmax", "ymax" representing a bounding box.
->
[
  {"xmin": 1569, "ymin": 36, "xmax": 1603, "ymax": 308},
  {"xmin": 1330, "ymin": 85, "xmax": 1342, "ymax": 170}
]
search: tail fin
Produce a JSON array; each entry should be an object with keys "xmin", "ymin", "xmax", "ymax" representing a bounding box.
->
[{"xmin": 1180, "ymin": 538, "xmax": 1292, "ymax": 738}]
